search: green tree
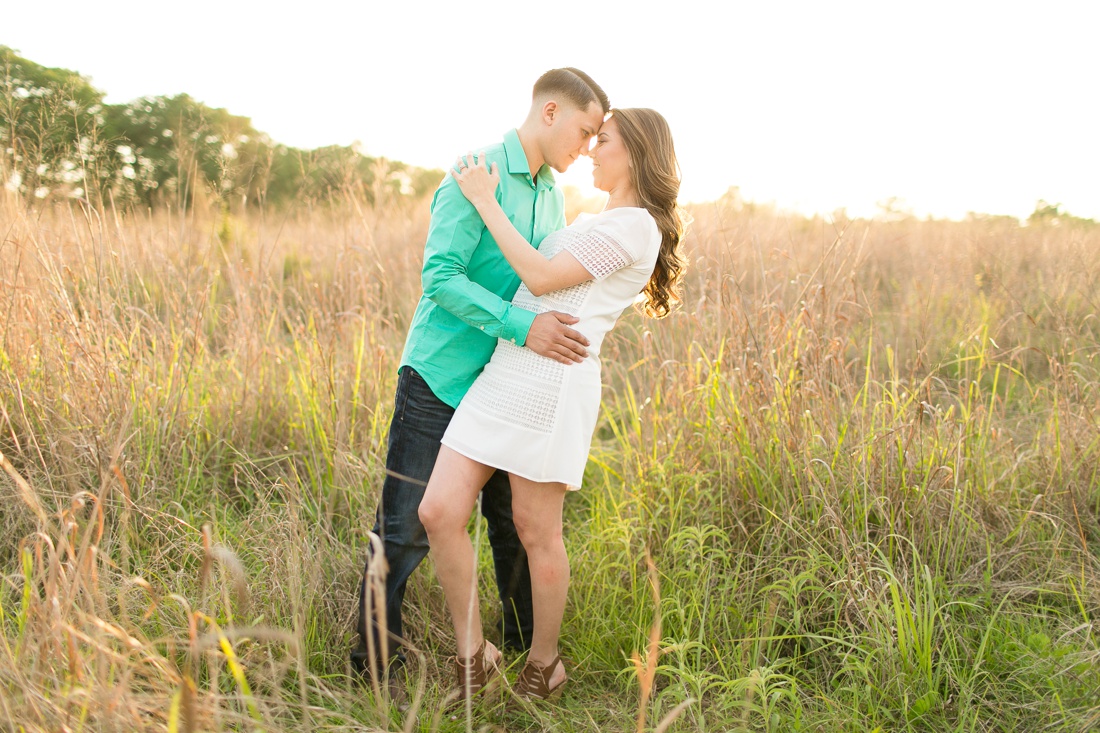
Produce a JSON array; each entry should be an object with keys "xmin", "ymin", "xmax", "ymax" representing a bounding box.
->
[
  {"xmin": 1027, "ymin": 200, "xmax": 1096, "ymax": 227},
  {"xmin": 2, "ymin": 47, "xmax": 442, "ymax": 210},
  {"xmin": 101, "ymin": 93, "xmax": 272, "ymax": 206},
  {"xmin": 0, "ymin": 45, "xmax": 107, "ymax": 201}
]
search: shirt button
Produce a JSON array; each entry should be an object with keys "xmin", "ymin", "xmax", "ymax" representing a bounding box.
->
[
  {"xmin": 480, "ymin": 325, "xmax": 485, "ymax": 331},
  {"xmin": 510, "ymin": 338, "xmax": 516, "ymax": 344}
]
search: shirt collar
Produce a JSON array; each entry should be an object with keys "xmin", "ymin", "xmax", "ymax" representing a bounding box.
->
[{"xmin": 503, "ymin": 129, "xmax": 556, "ymax": 191}]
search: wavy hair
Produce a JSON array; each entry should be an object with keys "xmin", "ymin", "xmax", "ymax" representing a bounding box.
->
[{"xmin": 611, "ymin": 108, "xmax": 688, "ymax": 319}]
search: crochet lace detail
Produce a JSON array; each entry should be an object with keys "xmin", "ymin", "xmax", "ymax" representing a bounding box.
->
[
  {"xmin": 465, "ymin": 224, "xmax": 636, "ymax": 433},
  {"xmin": 562, "ymin": 228, "xmax": 635, "ymax": 279},
  {"xmin": 465, "ymin": 343, "xmax": 563, "ymax": 433},
  {"xmin": 509, "ymin": 226, "xmax": 635, "ymax": 316}
]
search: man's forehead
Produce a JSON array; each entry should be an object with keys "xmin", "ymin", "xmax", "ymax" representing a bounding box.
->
[{"xmin": 580, "ymin": 102, "xmax": 605, "ymax": 128}]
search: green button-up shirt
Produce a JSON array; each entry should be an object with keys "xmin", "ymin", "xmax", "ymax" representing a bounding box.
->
[{"xmin": 399, "ymin": 129, "xmax": 565, "ymax": 408}]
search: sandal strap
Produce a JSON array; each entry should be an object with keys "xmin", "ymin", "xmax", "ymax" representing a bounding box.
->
[
  {"xmin": 454, "ymin": 640, "xmax": 498, "ymax": 693},
  {"xmin": 516, "ymin": 655, "xmax": 562, "ymax": 699}
]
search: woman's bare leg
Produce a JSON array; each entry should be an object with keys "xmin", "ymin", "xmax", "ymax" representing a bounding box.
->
[
  {"xmin": 510, "ymin": 474, "xmax": 569, "ymax": 688},
  {"xmin": 418, "ymin": 446, "xmax": 495, "ymax": 658}
]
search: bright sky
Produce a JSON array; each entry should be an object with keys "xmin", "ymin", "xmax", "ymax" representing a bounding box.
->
[{"xmin": 4, "ymin": 0, "xmax": 1098, "ymax": 220}]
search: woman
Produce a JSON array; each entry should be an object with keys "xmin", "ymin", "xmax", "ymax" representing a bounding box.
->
[{"xmin": 418, "ymin": 108, "xmax": 687, "ymax": 702}]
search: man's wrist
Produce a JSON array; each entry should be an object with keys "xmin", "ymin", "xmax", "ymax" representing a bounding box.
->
[{"xmin": 504, "ymin": 306, "xmax": 537, "ymax": 346}]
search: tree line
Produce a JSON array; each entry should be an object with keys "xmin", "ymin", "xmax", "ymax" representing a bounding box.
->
[{"xmin": 1, "ymin": 46, "xmax": 443, "ymax": 209}]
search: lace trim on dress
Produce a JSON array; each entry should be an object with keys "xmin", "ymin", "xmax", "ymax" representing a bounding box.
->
[
  {"xmin": 494, "ymin": 339, "xmax": 564, "ymax": 386},
  {"xmin": 512, "ymin": 280, "xmax": 591, "ymax": 316},
  {"xmin": 509, "ymin": 224, "xmax": 634, "ymax": 317},
  {"xmin": 466, "ymin": 375, "xmax": 559, "ymax": 433},
  {"xmin": 463, "ymin": 341, "xmax": 563, "ymax": 433},
  {"xmin": 463, "ymin": 222, "xmax": 637, "ymax": 435},
  {"xmin": 563, "ymin": 229, "xmax": 636, "ymax": 279}
]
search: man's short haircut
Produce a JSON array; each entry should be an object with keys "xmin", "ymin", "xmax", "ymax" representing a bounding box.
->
[{"xmin": 533, "ymin": 67, "xmax": 610, "ymax": 115}]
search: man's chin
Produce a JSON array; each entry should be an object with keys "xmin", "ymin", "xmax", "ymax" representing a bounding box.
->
[{"xmin": 550, "ymin": 159, "xmax": 574, "ymax": 174}]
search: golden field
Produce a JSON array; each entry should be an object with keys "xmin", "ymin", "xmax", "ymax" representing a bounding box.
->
[{"xmin": 2, "ymin": 185, "xmax": 1099, "ymax": 732}]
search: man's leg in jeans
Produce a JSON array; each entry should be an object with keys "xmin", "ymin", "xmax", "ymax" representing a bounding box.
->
[
  {"xmin": 352, "ymin": 367, "xmax": 454, "ymax": 677},
  {"xmin": 481, "ymin": 469, "xmax": 535, "ymax": 652}
]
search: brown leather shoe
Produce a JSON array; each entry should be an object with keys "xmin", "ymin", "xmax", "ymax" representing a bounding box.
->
[
  {"xmin": 514, "ymin": 655, "xmax": 566, "ymax": 701},
  {"xmin": 386, "ymin": 672, "xmax": 410, "ymax": 713}
]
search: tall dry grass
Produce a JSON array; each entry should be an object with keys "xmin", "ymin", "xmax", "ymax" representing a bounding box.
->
[{"xmin": 1, "ymin": 182, "xmax": 1099, "ymax": 731}]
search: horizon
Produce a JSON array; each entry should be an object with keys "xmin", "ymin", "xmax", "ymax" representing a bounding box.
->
[{"xmin": 3, "ymin": 0, "xmax": 1097, "ymax": 221}]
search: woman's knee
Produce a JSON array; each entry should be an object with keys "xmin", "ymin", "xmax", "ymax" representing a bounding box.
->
[
  {"xmin": 511, "ymin": 508, "xmax": 533, "ymax": 544},
  {"xmin": 417, "ymin": 495, "xmax": 449, "ymax": 535},
  {"xmin": 514, "ymin": 514, "xmax": 562, "ymax": 553},
  {"xmin": 509, "ymin": 479, "xmax": 566, "ymax": 551}
]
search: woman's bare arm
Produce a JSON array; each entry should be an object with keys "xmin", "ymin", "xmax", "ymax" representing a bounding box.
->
[{"xmin": 452, "ymin": 152, "xmax": 592, "ymax": 296}]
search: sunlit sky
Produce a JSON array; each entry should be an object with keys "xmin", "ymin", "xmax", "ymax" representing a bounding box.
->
[{"xmin": 4, "ymin": 0, "xmax": 1098, "ymax": 220}]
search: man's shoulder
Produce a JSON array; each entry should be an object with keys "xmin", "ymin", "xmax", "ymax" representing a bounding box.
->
[
  {"xmin": 435, "ymin": 139, "xmax": 508, "ymax": 192},
  {"xmin": 457, "ymin": 138, "xmax": 507, "ymax": 163}
]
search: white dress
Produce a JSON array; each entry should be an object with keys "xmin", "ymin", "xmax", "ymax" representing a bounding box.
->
[{"xmin": 441, "ymin": 206, "xmax": 662, "ymax": 490}]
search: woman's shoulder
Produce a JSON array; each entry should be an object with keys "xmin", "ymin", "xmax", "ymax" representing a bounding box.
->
[
  {"xmin": 586, "ymin": 206, "xmax": 657, "ymax": 232},
  {"xmin": 597, "ymin": 205, "xmax": 650, "ymax": 219},
  {"xmin": 597, "ymin": 207, "xmax": 660, "ymax": 246},
  {"xmin": 570, "ymin": 207, "xmax": 659, "ymax": 262}
]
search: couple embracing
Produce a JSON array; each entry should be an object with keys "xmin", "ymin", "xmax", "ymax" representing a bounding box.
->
[{"xmin": 351, "ymin": 67, "xmax": 687, "ymax": 706}]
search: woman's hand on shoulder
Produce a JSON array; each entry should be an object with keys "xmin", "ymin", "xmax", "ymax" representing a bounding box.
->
[{"xmin": 450, "ymin": 151, "xmax": 499, "ymax": 208}]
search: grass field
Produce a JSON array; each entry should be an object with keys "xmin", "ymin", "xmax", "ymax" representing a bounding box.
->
[{"xmin": 1, "ymin": 185, "xmax": 1099, "ymax": 732}]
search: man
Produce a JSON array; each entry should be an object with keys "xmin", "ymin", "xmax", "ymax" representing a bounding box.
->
[{"xmin": 352, "ymin": 68, "xmax": 610, "ymax": 696}]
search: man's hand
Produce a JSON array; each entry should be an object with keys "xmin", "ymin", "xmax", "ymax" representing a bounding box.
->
[{"xmin": 525, "ymin": 311, "xmax": 589, "ymax": 364}]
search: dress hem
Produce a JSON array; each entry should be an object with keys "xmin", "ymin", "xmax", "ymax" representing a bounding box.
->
[{"xmin": 441, "ymin": 435, "xmax": 583, "ymax": 492}]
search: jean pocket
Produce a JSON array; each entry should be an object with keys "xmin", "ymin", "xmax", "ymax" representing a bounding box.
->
[{"xmin": 396, "ymin": 366, "xmax": 449, "ymax": 426}]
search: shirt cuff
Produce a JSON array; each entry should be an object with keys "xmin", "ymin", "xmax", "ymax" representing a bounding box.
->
[{"xmin": 501, "ymin": 306, "xmax": 536, "ymax": 346}]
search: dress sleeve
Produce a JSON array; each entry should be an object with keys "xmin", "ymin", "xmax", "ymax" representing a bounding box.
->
[{"xmin": 563, "ymin": 210, "xmax": 653, "ymax": 279}]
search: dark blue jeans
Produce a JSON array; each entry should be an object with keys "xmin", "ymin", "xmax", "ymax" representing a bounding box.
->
[{"xmin": 351, "ymin": 366, "xmax": 534, "ymax": 676}]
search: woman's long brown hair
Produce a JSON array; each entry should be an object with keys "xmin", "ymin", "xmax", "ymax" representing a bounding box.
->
[{"xmin": 612, "ymin": 107, "xmax": 688, "ymax": 319}]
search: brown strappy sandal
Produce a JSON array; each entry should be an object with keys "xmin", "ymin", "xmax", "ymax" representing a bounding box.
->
[
  {"xmin": 514, "ymin": 655, "xmax": 567, "ymax": 701},
  {"xmin": 449, "ymin": 640, "xmax": 502, "ymax": 705}
]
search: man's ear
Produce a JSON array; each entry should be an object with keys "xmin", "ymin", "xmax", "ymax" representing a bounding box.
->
[{"xmin": 542, "ymin": 100, "xmax": 559, "ymax": 126}]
